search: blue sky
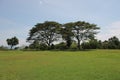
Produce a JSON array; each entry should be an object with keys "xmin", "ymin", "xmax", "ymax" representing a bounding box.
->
[{"xmin": 0, "ymin": 0, "xmax": 120, "ymax": 46}]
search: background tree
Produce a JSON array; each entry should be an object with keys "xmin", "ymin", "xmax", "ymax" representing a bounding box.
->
[
  {"xmin": 60, "ymin": 23, "xmax": 74, "ymax": 48},
  {"xmin": 0, "ymin": 46, "xmax": 8, "ymax": 50},
  {"xmin": 6, "ymin": 36, "xmax": 19, "ymax": 49},
  {"xmin": 27, "ymin": 21, "xmax": 101, "ymax": 50},
  {"xmin": 100, "ymin": 36, "xmax": 120, "ymax": 49},
  {"xmin": 71, "ymin": 21, "xmax": 100, "ymax": 50},
  {"xmin": 27, "ymin": 21, "xmax": 61, "ymax": 48},
  {"xmin": 82, "ymin": 39, "xmax": 100, "ymax": 49},
  {"xmin": 29, "ymin": 40, "xmax": 40, "ymax": 50},
  {"xmin": 54, "ymin": 42, "xmax": 66, "ymax": 50},
  {"xmin": 108, "ymin": 36, "xmax": 120, "ymax": 49},
  {"xmin": 102, "ymin": 40, "xmax": 109, "ymax": 49}
]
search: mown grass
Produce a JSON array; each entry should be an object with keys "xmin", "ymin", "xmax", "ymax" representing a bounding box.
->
[{"xmin": 0, "ymin": 50, "xmax": 120, "ymax": 80}]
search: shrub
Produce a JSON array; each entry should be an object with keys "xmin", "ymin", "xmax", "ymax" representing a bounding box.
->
[{"xmin": 55, "ymin": 42, "xmax": 67, "ymax": 50}]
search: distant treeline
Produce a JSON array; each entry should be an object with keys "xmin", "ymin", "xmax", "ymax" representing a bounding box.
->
[
  {"xmin": 25, "ymin": 36, "xmax": 120, "ymax": 50},
  {"xmin": 26, "ymin": 21, "xmax": 99, "ymax": 50},
  {"xmin": 26, "ymin": 21, "xmax": 120, "ymax": 50},
  {"xmin": 0, "ymin": 46, "xmax": 8, "ymax": 50},
  {"xmin": 3, "ymin": 21, "xmax": 120, "ymax": 51}
]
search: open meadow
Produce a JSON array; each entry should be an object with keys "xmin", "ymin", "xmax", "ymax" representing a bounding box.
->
[{"xmin": 0, "ymin": 50, "xmax": 120, "ymax": 80}]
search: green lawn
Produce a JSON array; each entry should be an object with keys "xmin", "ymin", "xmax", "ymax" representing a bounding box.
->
[{"xmin": 0, "ymin": 50, "xmax": 120, "ymax": 80}]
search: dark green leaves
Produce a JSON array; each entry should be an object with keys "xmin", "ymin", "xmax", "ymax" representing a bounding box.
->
[{"xmin": 6, "ymin": 36, "xmax": 19, "ymax": 49}]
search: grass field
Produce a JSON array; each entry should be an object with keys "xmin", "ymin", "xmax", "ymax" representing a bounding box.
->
[{"xmin": 0, "ymin": 50, "xmax": 120, "ymax": 80}]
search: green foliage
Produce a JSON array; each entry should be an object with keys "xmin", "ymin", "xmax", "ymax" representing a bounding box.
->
[
  {"xmin": 81, "ymin": 36, "xmax": 120, "ymax": 50},
  {"xmin": 70, "ymin": 41, "xmax": 78, "ymax": 50},
  {"xmin": 27, "ymin": 21, "xmax": 61, "ymax": 47},
  {"xmin": 29, "ymin": 40, "xmax": 48, "ymax": 50},
  {"xmin": 101, "ymin": 36, "xmax": 120, "ymax": 49},
  {"xmin": 60, "ymin": 23, "xmax": 74, "ymax": 48},
  {"xmin": 55, "ymin": 42, "xmax": 67, "ymax": 50},
  {"xmin": 64, "ymin": 21, "xmax": 100, "ymax": 50},
  {"xmin": 29, "ymin": 40, "xmax": 40, "ymax": 50},
  {"xmin": 39, "ymin": 43, "xmax": 49, "ymax": 50},
  {"xmin": 101, "ymin": 40, "xmax": 109, "ymax": 49},
  {"xmin": 6, "ymin": 36, "xmax": 19, "ymax": 49},
  {"xmin": 27, "ymin": 21, "xmax": 100, "ymax": 50},
  {"xmin": 82, "ymin": 39, "xmax": 99, "ymax": 49},
  {"xmin": 0, "ymin": 46, "xmax": 8, "ymax": 50},
  {"xmin": 108, "ymin": 36, "xmax": 120, "ymax": 49}
]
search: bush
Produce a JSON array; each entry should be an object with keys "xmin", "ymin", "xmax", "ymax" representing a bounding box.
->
[
  {"xmin": 55, "ymin": 42, "xmax": 67, "ymax": 50},
  {"xmin": 0, "ymin": 46, "xmax": 8, "ymax": 50},
  {"xmin": 81, "ymin": 39, "xmax": 99, "ymax": 49},
  {"xmin": 39, "ymin": 43, "xmax": 48, "ymax": 50},
  {"xmin": 70, "ymin": 42, "xmax": 78, "ymax": 50}
]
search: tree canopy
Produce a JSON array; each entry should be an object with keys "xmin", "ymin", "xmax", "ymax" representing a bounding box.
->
[
  {"xmin": 60, "ymin": 23, "xmax": 74, "ymax": 48},
  {"xmin": 65, "ymin": 21, "xmax": 100, "ymax": 49},
  {"xmin": 6, "ymin": 36, "xmax": 19, "ymax": 49},
  {"xmin": 27, "ymin": 21, "xmax": 61, "ymax": 48},
  {"xmin": 27, "ymin": 21, "xmax": 100, "ymax": 50}
]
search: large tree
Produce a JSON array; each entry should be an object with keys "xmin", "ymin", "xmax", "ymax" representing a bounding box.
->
[
  {"xmin": 71, "ymin": 21, "xmax": 100, "ymax": 49},
  {"xmin": 27, "ymin": 21, "xmax": 61, "ymax": 48},
  {"xmin": 6, "ymin": 36, "xmax": 19, "ymax": 49},
  {"xmin": 60, "ymin": 23, "xmax": 74, "ymax": 48}
]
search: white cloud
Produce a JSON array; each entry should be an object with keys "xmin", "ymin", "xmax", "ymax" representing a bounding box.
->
[
  {"xmin": 38, "ymin": 0, "xmax": 48, "ymax": 5},
  {"xmin": 39, "ymin": 0, "xmax": 43, "ymax": 4},
  {"xmin": 97, "ymin": 21, "xmax": 120, "ymax": 41}
]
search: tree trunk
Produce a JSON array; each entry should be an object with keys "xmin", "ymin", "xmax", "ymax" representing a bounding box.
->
[
  {"xmin": 77, "ymin": 39, "xmax": 80, "ymax": 50},
  {"xmin": 77, "ymin": 39, "xmax": 82, "ymax": 50},
  {"xmin": 48, "ymin": 42, "xmax": 51, "ymax": 50},
  {"xmin": 76, "ymin": 36, "xmax": 81, "ymax": 50},
  {"xmin": 10, "ymin": 45, "xmax": 13, "ymax": 50},
  {"xmin": 66, "ymin": 37, "xmax": 72, "ymax": 49}
]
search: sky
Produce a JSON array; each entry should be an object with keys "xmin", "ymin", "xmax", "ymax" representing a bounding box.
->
[{"xmin": 0, "ymin": 0, "xmax": 120, "ymax": 46}]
